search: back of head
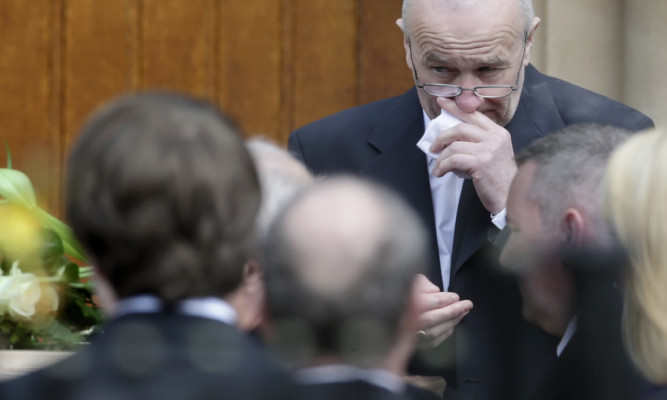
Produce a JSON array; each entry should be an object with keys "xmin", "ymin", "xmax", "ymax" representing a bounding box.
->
[
  {"xmin": 515, "ymin": 123, "xmax": 632, "ymax": 247},
  {"xmin": 66, "ymin": 92, "xmax": 261, "ymax": 304},
  {"xmin": 263, "ymin": 177, "xmax": 428, "ymax": 368},
  {"xmin": 245, "ymin": 138, "xmax": 313, "ymax": 242},
  {"xmin": 603, "ymin": 127, "xmax": 667, "ymax": 384}
]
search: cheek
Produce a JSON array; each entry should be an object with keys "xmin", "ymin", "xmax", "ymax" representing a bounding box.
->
[{"xmin": 417, "ymin": 91, "xmax": 441, "ymax": 119}]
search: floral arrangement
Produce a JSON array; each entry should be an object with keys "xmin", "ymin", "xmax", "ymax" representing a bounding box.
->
[{"xmin": 0, "ymin": 145, "xmax": 103, "ymax": 349}]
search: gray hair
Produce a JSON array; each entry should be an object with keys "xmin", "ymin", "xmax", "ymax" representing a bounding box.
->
[
  {"xmin": 263, "ymin": 177, "xmax": 428, "ymax": 368},
  {"xmin": 402, "ymin": 0, "xmax": 534, "ymax": 34},
  {"xmin": 245, "ymin": 137, "xmax": 313, "ymax": 242},
  {"xmin": 515, "ymin": 123, "xmax": 632, "ymax": 246}
]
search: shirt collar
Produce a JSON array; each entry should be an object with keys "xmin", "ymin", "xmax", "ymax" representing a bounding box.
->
[
  {"xmin": 294, "ymin": 364, "xmax": 406, "ymax": 394},
  {"xmin": 114, "ymin": 295, "xmax": 238, "ymax": 326}
]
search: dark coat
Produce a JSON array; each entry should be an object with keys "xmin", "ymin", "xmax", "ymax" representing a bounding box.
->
[
  {"xmin": 0, "ymin": 313, "xmax": 293, "ymax": 400},
  {"xmin": 288, "ymin": 64, "xmax": 653, "ymax": 400}
]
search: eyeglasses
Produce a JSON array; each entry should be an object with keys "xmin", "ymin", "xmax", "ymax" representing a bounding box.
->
[{"xmin": 408, "ymin": 33, "xmax": 527, "ymax": 99}]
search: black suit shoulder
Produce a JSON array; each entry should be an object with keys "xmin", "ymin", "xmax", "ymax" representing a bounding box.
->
[
  {"xmin": 289, "ymin": 89, "xmax": 422, "ymax": 174},
  {"xmin": 531, "ymin": 67, "xmax": 654, "ymax": 131},
  {"xmin": 0, "ymin": 314, "xmax": 292, "ymax": 400}
]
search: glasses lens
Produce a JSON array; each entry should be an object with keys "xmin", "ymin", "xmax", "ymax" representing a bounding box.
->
[
  {"xmin": 424, "ymin": 85, "xmax": 460, "ymax": 97},
  {"xmin": 474, "ymin": 86, "xmax": 513, "ymax": 98}
]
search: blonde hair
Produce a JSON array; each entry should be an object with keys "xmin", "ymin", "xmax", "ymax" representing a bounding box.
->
[{"xmin": 603, "ymin": 127, "xmax": 667, "ymax": 384}]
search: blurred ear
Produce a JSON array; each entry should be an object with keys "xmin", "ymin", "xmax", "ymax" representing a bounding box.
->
[
  {"xmin": 92, "ymin": 264, "xmax": 118, "ymax": 317},
  {"xmin": 561, "ymin": 208, "xmax": 586, "ymax": 248}
]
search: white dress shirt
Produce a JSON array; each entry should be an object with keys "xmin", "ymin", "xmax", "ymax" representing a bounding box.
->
[{"xmin": 419, "ymin": 111, "xmax": 506, "ymax": 290}]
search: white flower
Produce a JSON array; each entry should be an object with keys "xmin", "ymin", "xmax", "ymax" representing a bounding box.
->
[{"xmin": 0, "ymin": 261, "xmax": 50, "ymax": 320}]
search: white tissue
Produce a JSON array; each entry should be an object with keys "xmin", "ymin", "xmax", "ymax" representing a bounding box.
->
[
  {"xmin": 417, "ymin": 109, "xmax": 471, "ymax": 179},
  {"xmin": 416, "ymin": 109, "xmax": 462, "ymax": 160}
]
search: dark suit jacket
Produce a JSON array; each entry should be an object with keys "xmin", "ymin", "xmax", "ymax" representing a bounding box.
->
[
  {"xmin": 295, "ymin": 380, "xmax": 440, "ymax": 400},
  {"xmin": 288, "ymin": 64, "xmax": 654, "ymax": 400},
  {"xmin": 527, "ymin": 249, "xmax": 650, "ymax": 400},
  {"xmin": 0, "ymin": 313, "xmax": 292, "ymax": 400}
]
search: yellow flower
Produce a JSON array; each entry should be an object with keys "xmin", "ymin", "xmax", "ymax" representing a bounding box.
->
[{"xmin": 0, "ymin": 204, "xmax": 43, "ymax": 271}]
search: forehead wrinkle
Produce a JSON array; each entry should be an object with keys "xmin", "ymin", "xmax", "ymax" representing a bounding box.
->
[{"xmin": 414, "ymin": 30, "xmax": 518, "ymax": 59}]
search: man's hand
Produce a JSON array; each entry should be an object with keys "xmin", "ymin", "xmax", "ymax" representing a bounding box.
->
[
  {"xmin": 429, "ymin": 97, "xmax": 517, "ymax": 214},
  {"xmin": 414, "ymin": 274, "xmax": 473, "ymax": 348}
]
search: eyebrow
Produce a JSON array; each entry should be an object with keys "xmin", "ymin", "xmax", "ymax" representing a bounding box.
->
[{"xmin": 423, "ymin": 53, "xmax": 506, "ymax": 66}]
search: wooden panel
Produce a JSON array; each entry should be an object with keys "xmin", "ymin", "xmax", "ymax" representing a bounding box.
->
[
  {"xmin": 64, "ymin": 0, "xmax": 137, "ymax": 153},
  {"xmin": 358, "ymin": 0, "xmax": 413, "ymax": 104},
  {"xmin": 291, "ymin": 0, "xmax": 358, "ymax": 130},
  {"xmin": 141, "ymin": 0, "xmax": 217, "ymax": 98},
  {"xmin": 0, "ymin": 0, "xmax": 62, "ymax": 212},
  {"xmin": 218, "ymin": 0, "xmax": 283, "ymax": 142}
]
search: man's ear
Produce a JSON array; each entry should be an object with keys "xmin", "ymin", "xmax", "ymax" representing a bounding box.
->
[
  {"xmin": 243, "ymin": 258, "xmax": 263, "ymax": 285},
  {"xmin": 561, "ymin": 208, "xmax": 586, "ymax": 247},
  {"xmin": 523, "ymin": 17, "xmax": 541, "ymax": 66},
  {"xmin": 396, "ymin": 18, "xmax": 413, "ymax": 70}
]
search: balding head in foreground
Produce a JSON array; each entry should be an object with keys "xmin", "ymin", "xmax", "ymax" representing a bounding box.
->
[{"xmin": 264, "ymin": 177, "xmax": 428, "ymax": 375}]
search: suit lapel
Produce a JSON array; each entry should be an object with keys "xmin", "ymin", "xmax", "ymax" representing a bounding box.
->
[{"xmin": 361, "ymin": 89, "xmax": 443, "ymax": 288}]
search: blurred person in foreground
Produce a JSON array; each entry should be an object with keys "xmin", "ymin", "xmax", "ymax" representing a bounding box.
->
[
  {"xmin": 263, "ymin": 176, "xmax": 440, "ymax": 399},
  {"xmin": 0, "ymin": 92, "xmax": 292, "ymax": 400},
  {"xmin": 500, "ymin": 123, "xmax": 647, "ymax": 399},
  {"xmin": 289, "ymin": 1, "xmax": 653, "ymax": 398},
  {"xmin": 243, "ymin": 137, "xmax": 314, "ymax": 334},
  {"xmin": 603, "ymin": 127, "xmax": 667, "ymax": 400}
]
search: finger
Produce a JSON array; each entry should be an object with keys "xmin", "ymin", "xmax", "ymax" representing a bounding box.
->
[
  {"xmin": 413, "ymin": 274, "xmax": 441, "ymax": 294},
  {"xmin": 432, "ymin": 153, "xmax": 477, "ymax": 177},
  {"xmin": 418, "ymin": 299, "xmax": 474, "ymax": 331},
  {"xmin": 429, "ymin": 123, "xmax": 486, "ymax": 153},
  {"xmin": 414, "ymin": 291, "xmax": 461, "ymax": 313},
  {"xmin": 438, "ymin": 96, "xmax": 498, "ymax": 131}
]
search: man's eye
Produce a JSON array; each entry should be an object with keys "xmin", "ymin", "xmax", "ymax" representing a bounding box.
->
[
  {"xmin": 432, "ymin": 66, "xmax": 453, "ymax": 74},
  {"xmin": 478, "ymin": 66, "xmax": 501, "ymax": 75}
]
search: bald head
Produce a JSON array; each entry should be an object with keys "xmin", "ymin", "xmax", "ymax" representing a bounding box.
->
[
  {"xmin": 263, "ymin": 177, "xmax": 428, "ymax": 367},
  {"xmin": 401, "ymin": 0, "xmax": 534, "ymax": 34},
  {"xmin": 282, "ymin": 179, "xmax": 388, "ymax": 296}
]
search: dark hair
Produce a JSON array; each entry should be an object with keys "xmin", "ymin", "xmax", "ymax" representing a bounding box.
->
[{"xmin": 66, "ymin": 92, "xmax": 261, "ymax": 304}]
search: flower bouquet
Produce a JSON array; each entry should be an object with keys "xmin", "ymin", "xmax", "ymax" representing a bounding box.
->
[{"xmin": 0, "ymin": 145, "xmax": 103, "ymax": 349}]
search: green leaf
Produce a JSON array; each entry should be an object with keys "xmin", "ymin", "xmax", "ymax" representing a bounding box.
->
[
  {"xmin": 35, "ymin": 208, "xmax": 88, "ymax": 262},
  {"xmin": 40, "ymin": 229, "xmax": 65, "ymax": 273},
  {"xmin": 64, "ymin": 261, "xmax": 79, "ymax": 283},
  {"xmin": 0, "ymin": 168, "xmax": 37, "ymax": 207},
  {"xmin": 3, "ymin": 140, "xmax": 11, "ymax": 169}
]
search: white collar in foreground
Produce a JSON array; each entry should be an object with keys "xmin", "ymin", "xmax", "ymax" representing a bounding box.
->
[
  {"xmin": 294, "ymin": 364, "xmax": 406, "ymax": 394},
  {"xmin": 113, "ymin": 295, "xmax": 238, "ymax": 326}
]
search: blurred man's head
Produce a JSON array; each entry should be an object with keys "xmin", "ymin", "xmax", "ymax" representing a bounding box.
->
[
  {"xmin": 66, "ymin": 92, "xmax": 260, "ymax": 307},
  {"xmin": 226, "ymin": 137, "xmax": 313, "ymax": 332},
  {"xmin": 500, "ymin": 124, "xmax": 631, "ymax": 335},
  {"xmin": 263, "ymin": 177, "xmax": 428, "ymax": 372},
  {"xmin": 245, "ymin": 138, "xmax": 313, "ymax": 243}
]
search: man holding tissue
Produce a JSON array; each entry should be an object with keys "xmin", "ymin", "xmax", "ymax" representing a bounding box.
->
[{"xmin": 288, "ymin": 0, "xmax": 653, "ymax": 399}]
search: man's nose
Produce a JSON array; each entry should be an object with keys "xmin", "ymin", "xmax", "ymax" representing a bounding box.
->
[{"xmin": 454, "ymin": 88, "xmax": 485, "ymax": 113}]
